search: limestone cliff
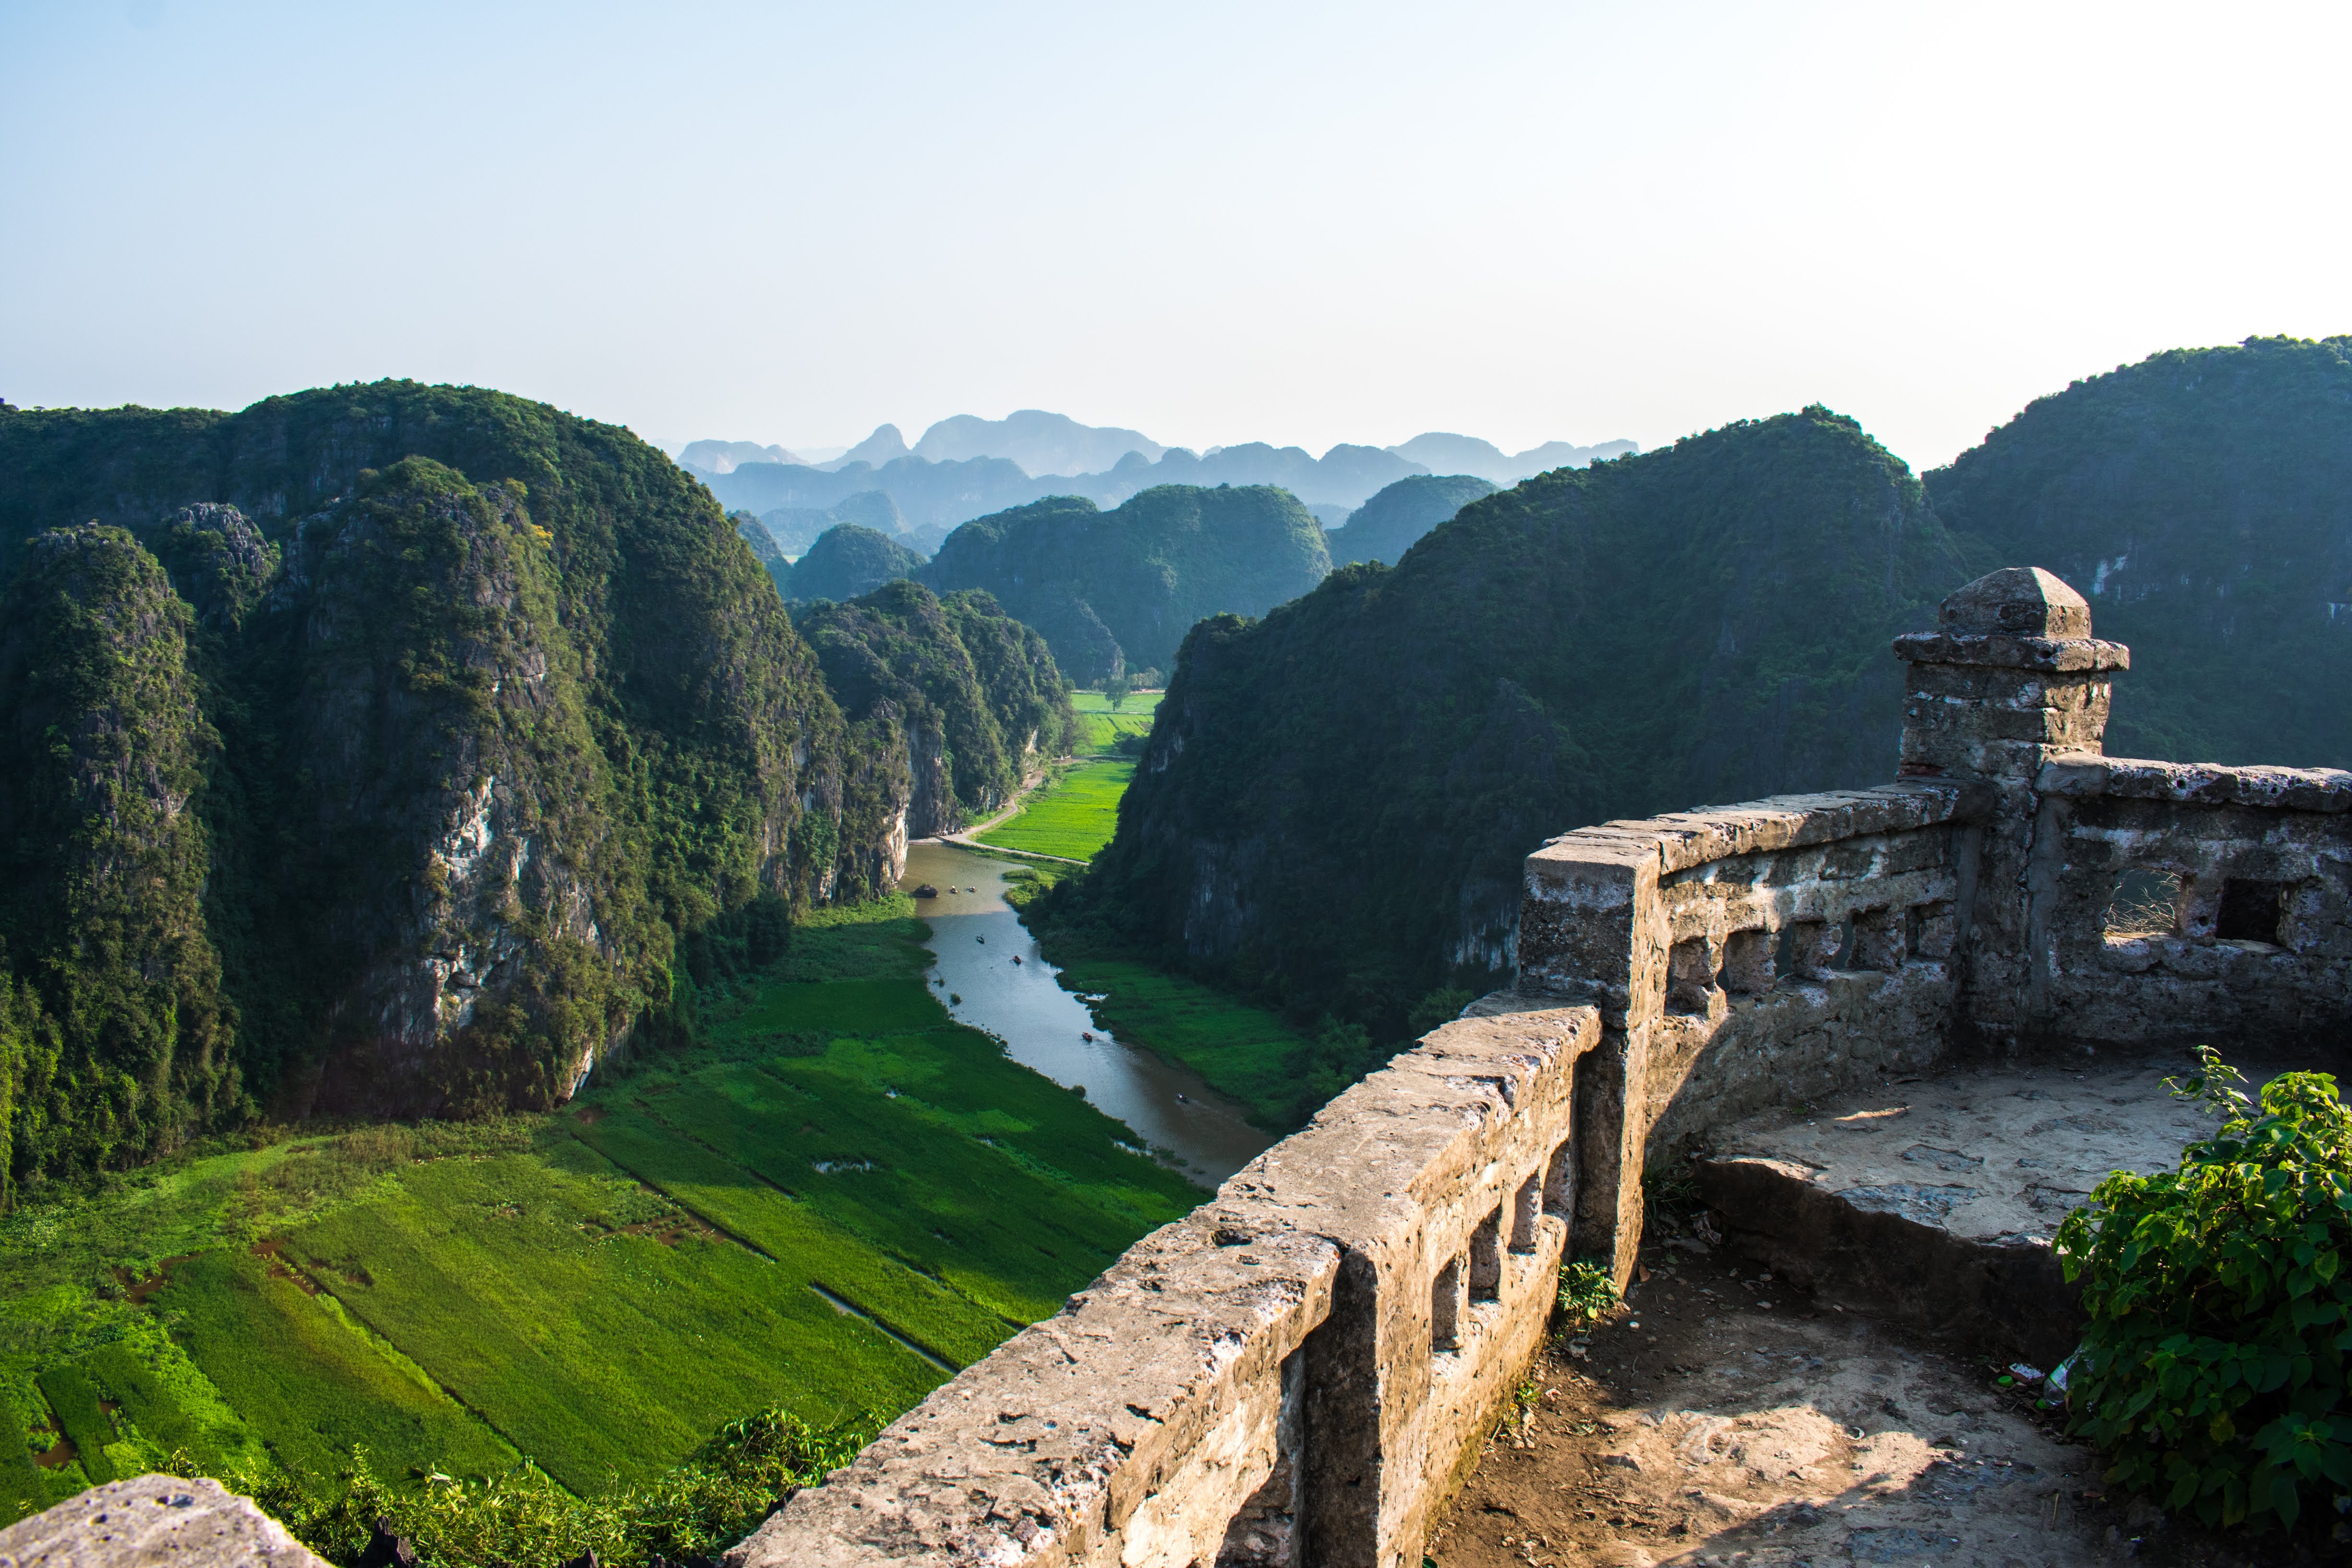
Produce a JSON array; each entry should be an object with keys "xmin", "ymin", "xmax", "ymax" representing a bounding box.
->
[
  {"xmin": 0, "ymin": 382, "xmax": 901, "ymax": 1175},
  {"xmin": 797, "ymin": 580, "xmax": 1078, "ymax": 839}
]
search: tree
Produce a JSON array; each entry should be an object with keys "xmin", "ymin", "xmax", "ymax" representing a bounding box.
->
[{"xmin": 1105, "ymin": 673, "xmax": 1131, "ymax": 710}]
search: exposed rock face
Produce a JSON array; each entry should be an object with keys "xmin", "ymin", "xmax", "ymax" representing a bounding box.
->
[
  {"xmin": 272, "ymin": 461, "xmax": 621, "ymax": 1115},
  {"xmin": 0, "ymin": 382, "xmax": 901, "ymax": 1172}
]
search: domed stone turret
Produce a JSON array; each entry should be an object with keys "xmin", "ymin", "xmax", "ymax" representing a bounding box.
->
[
  {"xmin": 1939, "ymin": 566, "xmax": 2092, "ymax": 640},
  {"xmin": 1892, "ymin": 566, "xmax": 2129, "ymax": 781}
]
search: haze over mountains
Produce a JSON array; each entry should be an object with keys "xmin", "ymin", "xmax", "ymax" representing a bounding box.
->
[{"xmin": 680, "ymin": 410, "xmax": 1636, "ymax": 534}]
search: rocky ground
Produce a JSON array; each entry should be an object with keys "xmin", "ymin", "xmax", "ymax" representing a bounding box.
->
[{"xmin": 1425, "ymin": 1243, "xmax": 2313, "ymax": 1568}]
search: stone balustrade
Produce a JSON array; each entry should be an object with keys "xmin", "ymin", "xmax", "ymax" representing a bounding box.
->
[{"xmin": 731, "ymin": 1000, "xmax": 1596, "ymax": 1568}]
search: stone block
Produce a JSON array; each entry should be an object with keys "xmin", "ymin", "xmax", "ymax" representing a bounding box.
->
[{"xmin": 0, "ymin": 1475, "xmax": 327, "ymax": 1568}]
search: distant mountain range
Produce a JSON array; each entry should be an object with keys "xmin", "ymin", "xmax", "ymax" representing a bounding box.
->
[{"xmin": 680, "ymin": 413, "xmax": 1636, "ymax": 531}]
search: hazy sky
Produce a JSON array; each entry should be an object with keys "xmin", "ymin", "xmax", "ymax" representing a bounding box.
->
[{"xmin": 4, "ymin": 1, "xmax": 2346, "ymax": 472}]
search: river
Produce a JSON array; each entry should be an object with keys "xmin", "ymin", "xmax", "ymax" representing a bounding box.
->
[{"xmin": 897, "ymin": 840, "xmax": 1273, "ymax": 1188}]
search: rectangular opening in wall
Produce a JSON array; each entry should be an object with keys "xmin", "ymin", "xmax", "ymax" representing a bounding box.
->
[
  {"xmin": 1210, "ymin": 1348, "xmax": 1303, "ymax": 1566},
  {"xmin": 1776, "ymin": 919, "xmax": 1836, "ymax": 980},
  {"xmin": 1720, "ymin": 927, "xmax": 1773, "ymax": 993},
  {"xmin": 1543, "ymin": 1138, "xmax": 1574, "ymax": 1219},
  {"xmin": 1665, "ymin": 936, "xmax": 1716, "ymax": 1015},
  {"xmin": 2217, "ymin": 878, "xmax": 2288, "ymax": 946},
  {"xmin": 1510, "ymin": 1172, "xmax": 1541, "ymax": 1252},
  {"xmin": 1469, "ymin": 1206, "xmax": 1502, "ymax": 1301},
  {"xmin": 2103, "ymin": 867, "xmax": 2182, "ymax": 941},
  {"xmin": 1850, "ymin": 908, "xmax": 1903, "ymax": 972},
  {"xmin": 1432, "ymin": 1258, "xmax": 1463, "ymax": 1351}
]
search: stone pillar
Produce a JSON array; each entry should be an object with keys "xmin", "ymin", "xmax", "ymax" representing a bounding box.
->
[{"xmin": 1891, "ymin": 566, "xmax": 2130, "ymax": 1046}]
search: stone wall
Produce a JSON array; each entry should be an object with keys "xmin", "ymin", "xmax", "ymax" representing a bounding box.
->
[
  {"xmin": 1514, "ymin": 782, "xmax": 1983, "ymax": 1282},
  {"xmin": 2010, "ymin": 755, "xmax": 2352, "ymax": 1045},
  {"xmin": 731, "ymin": 1001, "xmax": 1597, "ymax": 1568}
]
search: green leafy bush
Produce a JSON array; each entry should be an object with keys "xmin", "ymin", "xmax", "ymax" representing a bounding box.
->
[
  {"xmin": 187, "ymin": 1405, "xmax": 867, "ymax": 1568},
  {"xmin": 2056, "ymin": 1047, "xmax": 2352, "ymax": 1532}
]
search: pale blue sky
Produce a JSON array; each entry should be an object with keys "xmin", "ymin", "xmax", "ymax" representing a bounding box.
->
[{"xmin": 4, "ymin": 1, "xmax": 2346, "ymax": 470}]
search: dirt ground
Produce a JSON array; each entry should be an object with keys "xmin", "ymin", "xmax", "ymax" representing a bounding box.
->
[{"xmin": 1429, "ymin": 1249, "xmax": 2179, "ymax": 1568}]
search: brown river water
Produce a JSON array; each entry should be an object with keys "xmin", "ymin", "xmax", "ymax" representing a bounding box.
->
[{"xmin": 896, "ymin": 841, "xmax": 1272, "ymax": 1188}]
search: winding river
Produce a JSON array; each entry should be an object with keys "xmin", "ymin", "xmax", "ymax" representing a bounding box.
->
[{"xmin": 897, "ymin": 841, "xmax": 1272, "ymax": 1187}]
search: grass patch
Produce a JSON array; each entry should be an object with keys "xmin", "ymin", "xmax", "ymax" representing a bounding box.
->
[
  {"xmin": 34, "ymin": 1362, "xmax": 118, "ymax": 1484},
  {"xmin": 157, "ymin": 1247, "xmax": 519, "ymax": 1491},
  {"xmin": 0, "ymin": 887, "xmax": 1196, "ymax": 1531},
  {"xmin": 1042, "ymin": 957, "xmax": 1315, "ymax": 1131},
  {"xmin": 976, "ymin": 758, "xmax": 1134, "ymax": 862},
  {"xmin": 566, "ymin": 1105, "xmax": 1008, "ymax": 1369},
  {"xmin": 1067, "ymin": 688, "xmax": 1156, "ymax": 758},
  {"xmin": 283, "ymin": 1145, "xmax": 942, "ymax": 1494}
]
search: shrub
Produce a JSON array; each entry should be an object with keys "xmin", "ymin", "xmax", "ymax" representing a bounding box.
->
[
  {"xmin": 182, "ymin": 1405, "xmax": 868, "ymax": 1568},
  {"xmin": 2056, "ymin": 1047, "xmax": 2352, "ymax": 1532},
  {"xmin": 1555, "ymin": 1259, "xmax": 1619, "ymax": 1325}
]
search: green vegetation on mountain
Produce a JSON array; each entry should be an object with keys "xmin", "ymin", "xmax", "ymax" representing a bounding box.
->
[
  {"xmin": 0, "ymin": 525, "xmax": 233, "ymax": 1189},
  {"xmin": 921, "ymin": 485, "xmax": 1332, "ymax": 684},
  {"xmin": 1325, "ymin": 473, "xmax": 1497, "ymax": 567},
  {"xmin": 779, "ymin": 523, "xmax": 923, "ymax": 603},
  {"xmin": 795, "ymin": 580, "xmax": 1077, "ymax": 835},
  {"xmin": 1039, "ymin": 407, "xmax": 1968, "ymax": 1064},
  {"xmin": 1924, "ymin": 334, "xmax": 2352, "ymax": 768},
  {"xmin": 0, "ymin": 382, "xmax": 940, "ymax": 1183},
  {"xmin": 0, "ymin": 894, "xmax": 1194, "ymax": 1533}
]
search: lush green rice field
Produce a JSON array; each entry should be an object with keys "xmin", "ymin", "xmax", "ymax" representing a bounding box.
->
[
  {"xmin": 0, "ymin": 899, "xmax": 1195, "ymax": 1521},
  {"xmin": 1069, "ymin": 691, "xmax": 1157, "ymax": 754},
  {"xmin": 976, "ymin": 757, "xmax": 1134, "ymax": 862}
]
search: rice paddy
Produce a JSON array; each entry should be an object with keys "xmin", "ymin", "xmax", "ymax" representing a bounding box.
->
[
  {"xmin": 975, "ymin": 758, "xmax": 1135, "ymax": 862},
  {"xmin": 0, "ymin": 899, "xmax": 1197, "ymax": 1522}
]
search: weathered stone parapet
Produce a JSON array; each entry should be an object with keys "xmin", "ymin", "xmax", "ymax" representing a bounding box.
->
[
  {"xmin": 2020, "ymin": 754, "xmax": 2352, "ymax": 1047},
  {"xmin": 0, "ymin": 1474, "xmax": 328, "ymax": 1568},
  {"xmin": 734, "ymin": 1003, "xmax": 1598, "ymax": 1568},
  {"xmin": 2039, "ymin": 754, "xmax": 2352, "ymax": 813},
  {"xmin": 1516, "ymin": 784, "xmax": 1983, "ymax": 1283}
]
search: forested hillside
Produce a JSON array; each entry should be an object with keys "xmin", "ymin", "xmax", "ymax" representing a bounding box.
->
[
  {"xmin": 780, "ymin": 523, "xmax": 923, "ymax": 603},
  {"xmin": 1057, "ymin": 407, "xmax": 1969, "ymax": 1051},
  {"xmin": 920, "ymin": 485, "xmax": 1331, "ymax": 683},
  {"xmin": 1326, "ymin": 473, "xmax": 1498, "ymax": 566},
  {"xmin": 0, "ymin": 383, "xmax": 1010, "ymax": 1187},
  {"xmin": 1923, "ymin": 334, "xmax": 2352, "ymax": 767},
  {"xmin": 1062, "ymin": 337, "xmax": 2352, "ymax": 1089},
  {"xmin": 796, "ymin": 581, "xmax": 1078, "ymax": 836}
]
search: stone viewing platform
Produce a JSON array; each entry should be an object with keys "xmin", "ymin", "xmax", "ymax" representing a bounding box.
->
[{"xmin": 19, "ymin": 565, "xmax": 2349, "ymax": 1567}]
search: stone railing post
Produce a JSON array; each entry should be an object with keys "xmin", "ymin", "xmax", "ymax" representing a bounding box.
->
[
  {"xmin": 1515, "ymin": 829, "xmax": 1667, "ymax": 1288},
  {"xmin": 1891, "ymin": 566, "xmax": 2129, "ymax": 1046}
]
